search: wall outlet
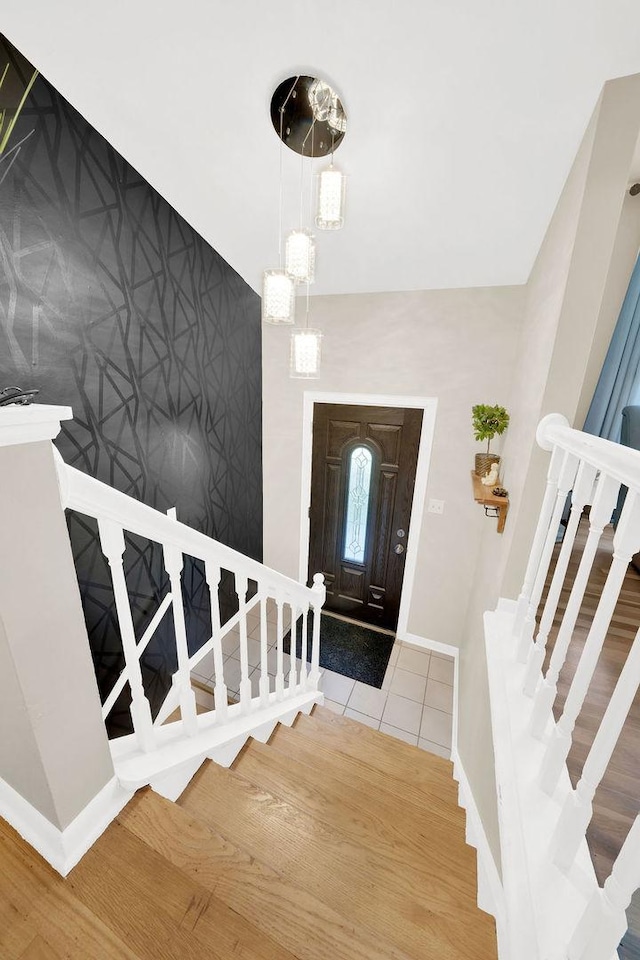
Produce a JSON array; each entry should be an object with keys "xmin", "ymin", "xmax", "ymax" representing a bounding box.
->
[{"xmin": 428, "ymin": 499, "xmax": 445, "ymax": 515}]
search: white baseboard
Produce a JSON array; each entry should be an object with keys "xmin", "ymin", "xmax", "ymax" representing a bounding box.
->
[
  {"xmin": 0, "ymin": 774, "xmax": 132, "ymax": 876},
  {"xmin": 401, "ymin": 631, "xmax": 459, "ymax": 660},
  {"xmin": 451, "ymin": 749, "xmax": 508, "ymax": 957}
]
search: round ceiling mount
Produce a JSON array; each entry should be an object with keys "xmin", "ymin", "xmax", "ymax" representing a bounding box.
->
[{"xmin": 270, "ymin": 75, "xmax": 347, "ymax": 158}]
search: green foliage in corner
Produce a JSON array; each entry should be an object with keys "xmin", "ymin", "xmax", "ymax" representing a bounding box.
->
[{"xmin": 472, "ymin": 404, "xmax": 510, "ymax": 453}]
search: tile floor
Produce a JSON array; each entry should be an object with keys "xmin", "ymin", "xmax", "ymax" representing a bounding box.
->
[
  {"xmin": 191, "ymin": 602, "xmax": 455, "ymax": 760},
  {"xmin": 319, "ymin": 638, "xmax": 455, "ymax": 758}
]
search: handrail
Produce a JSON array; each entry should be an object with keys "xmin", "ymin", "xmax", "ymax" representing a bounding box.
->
[
  {"xmin": 54, "ymin": 446, "xmax": 325, "ymax": 776},
  {"xmin": 537, "ymin": 412, "xmax": 640, "ymax": 493},
  {"xmin": 56, "ymin": 457, "xmax": 313, "ymax": 605}
]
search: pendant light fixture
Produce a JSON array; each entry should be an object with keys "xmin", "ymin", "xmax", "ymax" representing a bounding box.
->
[
  {"xmin": 262, "ymin": 269, "xmax": 295, "ymax": 324},
  {"xmin": 285, "ymin": 228, "xmax": 316, "ymax": 283},
  {"xmin": 316, "ymin": 163, "xmax": 346, "ymax": 230},
  {"xmin": 265, "ymin": 74, "xmax": 348, "ymax": 372},
  {"xmin": 290, "ymin": 326, "xmax": 323, "ymax": 378}
]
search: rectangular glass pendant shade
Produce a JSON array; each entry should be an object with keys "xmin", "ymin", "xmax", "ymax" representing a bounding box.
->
[
  {"xmin": 316, "ymin": 166, "xmax": 345, "ymax": 230},
  {"xmin": 262, "ymin": 270, "xmax": 295, "ymax": 324},
  {"xmin": 285, "ymin": 230, "xmax": 316, "ymax": 283},
  {"xmin": 290, "ymin": 328, "xmax": 323, "ymax": 378}
]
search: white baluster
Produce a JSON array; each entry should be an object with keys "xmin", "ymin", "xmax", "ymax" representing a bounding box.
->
[
  {"xmin": 309, "ymin": 574, "xmax": 325, "ymax": 687},
  {"xmin": 205, "ymin": 560, "xmax": 227, "ymax": 724},
  {"xmin": 531, "ymin": 472, "xmax": 621, "ymax": 740},
  {"xmin": 163, "ymin": 509, "xmax": 198, "ymax": 736},
  {"xmin": 568, "ymin": 818, "xmax": 640, "ymax": 960},
  {"xmin": 275, "ymin": 592, "xmax": 285, "ymax": 701},
  {"xmin": 540, "ymin": 486, "xmax": 639, "ymax": 796},
  {"xmin": 523, "ymin": 460, "xmax": 597, "ymax": 696},
  {"xmin": 259, "ymin": 594, "xmax": 270, "ymax": 707},
  {"xmin": 515, "ymin": 445, "xmax": 565, "ymax": 661},
  {"xmin": 553, "ymin": 625, "xmax": 640, "ymax": 871},
  {"xmin": 518, "ymin": 451, "xmax": 579, "ymax": 665},
  {"xmin": 300, "ymin": 605, "xmax": 309, "ymax": 691},
  {"xmin": 97, "ymin": 518, "xmax": 155, "ymax": 752},
  {"xmin": 288, "ymin": 601, "xmax": 298, "ymax": 696},
  {"xmin": 236, "ymin": 574, "xmax": 252, "ymax": 713}
]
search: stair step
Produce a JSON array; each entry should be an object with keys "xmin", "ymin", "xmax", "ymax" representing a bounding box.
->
[
  {"xmin": 118, "ymin": 788, "xmax": 412, "ymax": 960},
  {"xmin": 262, "ymin": 723, "xmax": 466, "ymax": 833},
  {"xmin": 179, "ymin": 758, "xmax": 496, "ymax": 959},
  {"xmin": 0, "ymin": 818, "xmax": 138, "ymax": 960},
  {"xmin": 310, "ymin": 704, "xmax": 455, "ymax": 783},
  {"xmin": 67, "ymin": 809, "xmax": 295, "ymax": 960},
  {"xmin": 234, "ymin": 738, "xmax": 477, "ymax": 895},
  {"xmin": 273, "ymin": 712, "xmax": 462, "ymax": 818}
]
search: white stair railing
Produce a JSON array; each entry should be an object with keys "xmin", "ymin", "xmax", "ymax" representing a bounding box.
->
[
  {"xmin": 485, "ymin": 413, "xmax": 640, "ymax": 960},
  {"xmin": 54, "ymin": 453, "xmax": 325, "ymax": 784}
]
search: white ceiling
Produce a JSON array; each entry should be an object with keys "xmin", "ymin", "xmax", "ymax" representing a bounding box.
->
[{"xmin": 3, "ymin": 1, "xmax": 640, "ymax": 296}]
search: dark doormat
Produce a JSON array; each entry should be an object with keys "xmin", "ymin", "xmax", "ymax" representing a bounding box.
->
[{"xmin": 283, "ymin": 611, "xmax": 395, "ymax": 689}]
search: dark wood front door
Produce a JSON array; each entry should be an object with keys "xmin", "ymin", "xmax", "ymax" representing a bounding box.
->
[{"xmin": 308, "ymin": 404, "xmax": 423, "ymax": 630}]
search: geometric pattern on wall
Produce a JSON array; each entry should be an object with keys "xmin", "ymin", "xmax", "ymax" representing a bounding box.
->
[{"xmin": 0, "ymin": 64, "xmax": 262, "ymax": 735}]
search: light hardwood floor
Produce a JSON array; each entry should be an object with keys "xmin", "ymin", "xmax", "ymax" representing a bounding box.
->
[{"xmin": 0, "ymin": 706, "xmax": 496, "ymax": 960}]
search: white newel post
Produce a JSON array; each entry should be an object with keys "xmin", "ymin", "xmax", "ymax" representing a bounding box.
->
[
  {"xmin": 0, "ymin": 405, "xmax": 114, "ymax": 833},
  {"xmin": 310, "ymin": 573, "xmax": 325, "ymax": 687}
]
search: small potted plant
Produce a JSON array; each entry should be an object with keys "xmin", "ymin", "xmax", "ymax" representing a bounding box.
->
[{"xmin": 472, "ymin": 403, "xmax": 510, "ymax": 477}]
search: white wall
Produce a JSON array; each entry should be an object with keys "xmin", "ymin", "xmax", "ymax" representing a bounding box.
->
[{"xmin": 263, "ymin": 285, "xmax": 525, "ymax": 647}]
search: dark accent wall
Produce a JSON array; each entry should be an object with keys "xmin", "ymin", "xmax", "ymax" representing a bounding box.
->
[{"xmin": 0, "ymin": 59, "xmax": 262, "ymax": 733}]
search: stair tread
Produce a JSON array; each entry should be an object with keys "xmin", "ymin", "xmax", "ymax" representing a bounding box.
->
[
  {"xmin": 264, "ymin": 723, "xmax": 466, "ymax": 829},
  {"xmin": 179, "ymin": 759, "xmax": 496, "ymax": 960},
  {"xmin": 272, "ymin": 715, "xmax": 462, "ymax": 815},
  {"xmin": 0, "ymin": 818, "xmax": 139, "ymax": 960},
  {"xmin": 68, "ymin": 814, "xmax": 296, "ymax": 960},
  {"xmin": 306, "ymin": 705, "xmax": 457, "ymax": 790},
  {"xmin": 235, "ymin": 738, "xmax": 476, "ymax": 889},
  {"xmin": 119, "ymin": 787, "xmax": 414, "ymax": 960}
]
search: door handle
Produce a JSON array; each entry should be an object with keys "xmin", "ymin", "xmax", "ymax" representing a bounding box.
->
[
  {"xmin": 394, "ymin": 543, "xmax": 405, "ymax": 555},
  {"xmin": 396, "ymin": 528, "xmax": 406, "ymax": 538}
]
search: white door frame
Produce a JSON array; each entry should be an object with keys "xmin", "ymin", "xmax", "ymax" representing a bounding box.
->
[{"xmin": 299, "ymin": 391, "xmax": 438, "ymax": 641}]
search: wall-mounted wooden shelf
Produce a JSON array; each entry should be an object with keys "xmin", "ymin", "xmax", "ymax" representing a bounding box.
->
[{"xmin": 471, "ymin": 471, "xmax": 509, "ymax": 534}]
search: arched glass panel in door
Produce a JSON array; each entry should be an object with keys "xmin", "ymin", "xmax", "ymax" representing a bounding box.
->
[{"xmin": 343, "ymin": 445, "xmax": 373, "ymax": 563}]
